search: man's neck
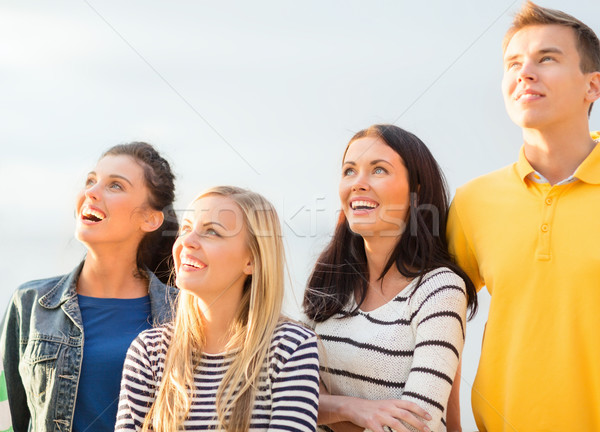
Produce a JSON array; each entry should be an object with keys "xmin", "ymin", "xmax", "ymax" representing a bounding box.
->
[{"xmin": 522, "ymin": 125, "xmax": 596, "ymax": 185}]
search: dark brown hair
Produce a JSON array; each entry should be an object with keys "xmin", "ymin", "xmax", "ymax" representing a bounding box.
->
[
  {"xmin": 303, "ymin": 125, "xmax": 477, "ymax": 322},
  {"xmin": 103, "ymin": 142, "xmax": 178, "ymax": 283}
]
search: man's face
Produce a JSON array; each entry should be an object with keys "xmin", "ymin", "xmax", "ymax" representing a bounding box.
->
[{"xmin": 502, "ymin": 24, "xmax": 593, "ymax": 131}]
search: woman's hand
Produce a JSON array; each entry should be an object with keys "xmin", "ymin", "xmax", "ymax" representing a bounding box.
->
[
  {"xmin": 318, "ymin": 382, "xmax": 431, "ymax": 432},
  {"xmin": 342, "ymin": 398, "xmax": 432, "ymax": 432}
]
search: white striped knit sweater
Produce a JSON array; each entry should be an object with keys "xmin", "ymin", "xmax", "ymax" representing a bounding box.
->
[
  {"xmin": 116, "ymin": 321, "xmax": 320, "ymax": 431},
  {"xmin": 314, "ymin": 267, "xmax": 467, "ymax": 432}
]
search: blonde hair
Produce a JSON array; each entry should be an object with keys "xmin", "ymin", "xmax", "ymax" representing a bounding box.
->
[{"xmin": 142, "ymin": 186, "xmax": 286, "ymax": 431}]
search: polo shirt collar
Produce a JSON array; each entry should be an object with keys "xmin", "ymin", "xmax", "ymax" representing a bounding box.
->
[
  {"xmin": 516, "ymin": 146, "xmax": 535, "ymax": 183},
  {"xmin": 574, "ymin": 139, "xmax": 600, "ymax": 184},
  {"xmin": 515, "ymin": 132, "xmax": 600, "ymax": 185}
]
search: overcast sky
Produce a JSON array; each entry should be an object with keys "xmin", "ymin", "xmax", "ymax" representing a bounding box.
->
[{"xmin": 2, "ymin": 1, "xmax": 599, "ymax": 429}]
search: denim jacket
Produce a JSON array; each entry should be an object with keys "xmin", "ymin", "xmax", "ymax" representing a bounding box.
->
[{"xmin": 0, "ymin": 262, "xmax": 177, "ymax": 432}]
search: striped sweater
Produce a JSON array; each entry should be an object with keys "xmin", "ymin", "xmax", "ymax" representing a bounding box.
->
[
  {"xmin": 116, "ymin": 321, "xmax": 320, "ymax": 431},
  {"xmin": 314, "ymin": 267, "xmax": 467, "ymax": 432}
]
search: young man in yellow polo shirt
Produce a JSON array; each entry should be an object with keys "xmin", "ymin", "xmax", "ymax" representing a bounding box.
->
[{"xmin": 447, "ymin": 2, "xmax": 600, "ymax": 431}]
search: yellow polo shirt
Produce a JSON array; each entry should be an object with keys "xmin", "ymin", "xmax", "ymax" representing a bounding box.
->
[{"xmin": 447, "ymin": 132, "xmax": 600, "ymax": 431}]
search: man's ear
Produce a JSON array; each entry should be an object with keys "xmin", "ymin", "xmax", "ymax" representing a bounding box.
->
[
  {"xmin": 585, "ymin": 71, "xmax": 600, "ymax": 103},
  {"xmin": 141, "ymin": 209, "xmax": 164, "ymax": 233}
]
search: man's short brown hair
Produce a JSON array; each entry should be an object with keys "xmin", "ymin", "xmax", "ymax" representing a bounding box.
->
[{"xmin": 503, "ymin": 1, "xmax": 600, "ymax": 74}]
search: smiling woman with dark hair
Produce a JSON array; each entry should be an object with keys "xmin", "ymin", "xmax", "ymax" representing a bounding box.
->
[
  {"xmin": 0, "ymin": 142, "xmax": 178, "ymax": 432},
  {"xmin": 304, "ymin": 125, "xmax": 477, "ymax": 432}
]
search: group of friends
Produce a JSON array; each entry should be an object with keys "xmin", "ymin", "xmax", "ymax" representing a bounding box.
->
[{"xmin": 2, "ymin": 2, "xmax": 600, "ymax": 431}]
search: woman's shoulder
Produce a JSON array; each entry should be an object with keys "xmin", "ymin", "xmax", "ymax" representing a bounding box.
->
[
  {"xmin": 268, "ymin": 321, "xmax": 319, "ymax": 375},
  {"xmin": 10, "ymin": 263, "xmax": 84, "ymax": 310},
  {"xmin": 409, "ymin": 267, "xmax": 467, "ymax": 302},
  {"xmin": 11, "ymin": 272, "xmax": 74, "ymax": 310},
  {"xmin": 138, "ymin": 322, "xmax": 173, "ymax": 341},
  {"xmin": 130, "ymin": 323, "xmax": 173, "ymax": 356},
  {"xmin": 271, "ymin": 320, "xmax": 317, "ymax": 352},
  {"xmin": 146, "ymin": 270, "xmax": 178, "ymax": 324},
  {"xmin": 15, "ymin": 275, "xmax": 64, "ymax": 296},
  {"xmin": 418, "ymin": 267, "xmax": 466, "ymax": 290}
]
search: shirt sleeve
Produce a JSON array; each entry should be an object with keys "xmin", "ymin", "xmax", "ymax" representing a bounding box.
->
[
  {"xmin": 115, "ymin": 335, "xmax": 156, "ymax": 431},
  {"xmin": 269, "ymin": 328, "xmax": 320, "ymax": 431},
  {"xmin": 400, "ymin": 274, "xmax": 468, "ymax": 431},
  {"xmin": 0, "ymin": 293, "xmax": 29, "ymax": 432},
  {"xmin": 447, "ymin": 194, "xmax": 484, "ymax": 291}
]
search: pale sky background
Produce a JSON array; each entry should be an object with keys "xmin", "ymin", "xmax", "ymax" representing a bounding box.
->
[{"xmin": 1, "ymin": 1, "xmax": 599, "ymax": 430}]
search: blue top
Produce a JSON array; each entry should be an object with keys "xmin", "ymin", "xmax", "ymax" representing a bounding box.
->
[{"xmin": 72, "ymin": 295, "xmax": 152, "ymax": 432}]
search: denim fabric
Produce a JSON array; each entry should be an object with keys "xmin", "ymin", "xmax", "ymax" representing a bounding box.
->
[{"xmin": 0, "ymin": 262, "xmax": 177, "ymax": 432}]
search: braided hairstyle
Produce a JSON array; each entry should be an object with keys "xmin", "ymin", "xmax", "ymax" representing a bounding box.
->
[{"xmin": 103, "ymin": 142, "xmax": 178, "ymax": 283}]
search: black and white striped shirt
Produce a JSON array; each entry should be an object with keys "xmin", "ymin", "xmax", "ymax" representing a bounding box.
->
[
  {"xmin": 314, "ymin": 267, "xmax": 467, "ymax": 432},
  {"xmin": 116, "ymin": 321, "xmax": 320, "ymax": 431}
]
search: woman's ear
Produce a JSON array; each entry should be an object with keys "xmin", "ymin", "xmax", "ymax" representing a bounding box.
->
[
  {"xmin": 243, "ymin": 259, "xmax": 253, "ymax": 275},
  {"xmin": 141, "ymin": 209, "xmax": 165, "ymax": 233}
]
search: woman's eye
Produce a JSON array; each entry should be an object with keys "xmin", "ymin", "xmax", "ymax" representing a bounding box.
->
[
  {"xmin": 373, "ymin": 167, "xmax": 386, "ymax": 174},
  {"xmin": 85, "ymin": 178, "xmax": 95, "ymax": 187},
  {"xmin": 109, "ymin": 182, "xmax": 123, "ymax": 190},
  {"xmin": 540, "ymin": 56, "xmax": 554, "ymax": 63},
  {"xmin": 205, "ymin": 228, "xmax": 219, "ymax": 236},
  {"xmin": 343, "ymin": 168, "xmax": 355, "ymax": 176}
]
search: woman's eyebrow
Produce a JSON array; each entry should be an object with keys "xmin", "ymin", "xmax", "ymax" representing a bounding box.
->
[
  {"xmin": 108, "ymin": 174, "xmax": 133, "ymax": 186},
  {"xmin": 370, "ymin": 159, "xmax": 393, "ymax": 166}
]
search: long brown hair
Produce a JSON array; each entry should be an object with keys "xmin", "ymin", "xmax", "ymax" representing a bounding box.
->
[{"xmin": 303, "ymin": 125, "xmax": 477, "ymax": 322}]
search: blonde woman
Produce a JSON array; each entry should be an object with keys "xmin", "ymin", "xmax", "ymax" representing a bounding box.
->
[{"xmin": 116, "ymin": 186, "xmax": 320, "ymax": 431}]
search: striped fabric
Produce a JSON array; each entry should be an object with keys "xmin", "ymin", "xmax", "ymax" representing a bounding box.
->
[
  {"xmin": 315, "ymin": 267, "xmax": 467, "ymax": 432},
  {"xmin": 116, "ymin": 321, "xmax": 320, "ymax": 431},
  {"xmin": 0, "ymin": 367, "xmax": 13, "ymax": 432}
]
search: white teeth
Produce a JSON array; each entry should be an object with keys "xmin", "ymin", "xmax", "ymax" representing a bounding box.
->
[
  {"xmin": 517, "ymin": 93, "xmax": 541, "ymax": 101},
  {"xmin": 82, "ymin": 207, "xmax": 105, "ymax": 220},
  {"xmin": 182, "ymin": 257, "xmax": 205, "ymax": 269},
  {"xmin": 351, "ymin": 200, "xmax": 378, "ymax": 210}
]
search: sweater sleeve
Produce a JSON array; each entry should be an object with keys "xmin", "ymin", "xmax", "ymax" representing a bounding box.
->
[
  {"xmin": 269, "ymin": 326, "xmax": 320, "ymax": 432},
  {"xmin": 115, "ymin": 335, "xmax": 157, "ymax": 431},
  {"xmin": 401, "ymin": 273, "xmax": 468, "ymax": 431}
]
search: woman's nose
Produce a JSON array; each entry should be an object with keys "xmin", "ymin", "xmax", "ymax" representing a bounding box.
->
[
  {"xmin": 181, "ymin": 231, "xmax": 200, "ymax": 249},
  {"xmin": 351, "ymin": 173, "xmax": 370, "ymax": 192},
  {"xmin": 84, "ymin": 183, "xmax": 101, "ymax": 200}
]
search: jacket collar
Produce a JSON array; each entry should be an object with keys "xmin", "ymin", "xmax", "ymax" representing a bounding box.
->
[{"xmin": 38, "ymin": 261, "xmax": 83, "ymax": 309}]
